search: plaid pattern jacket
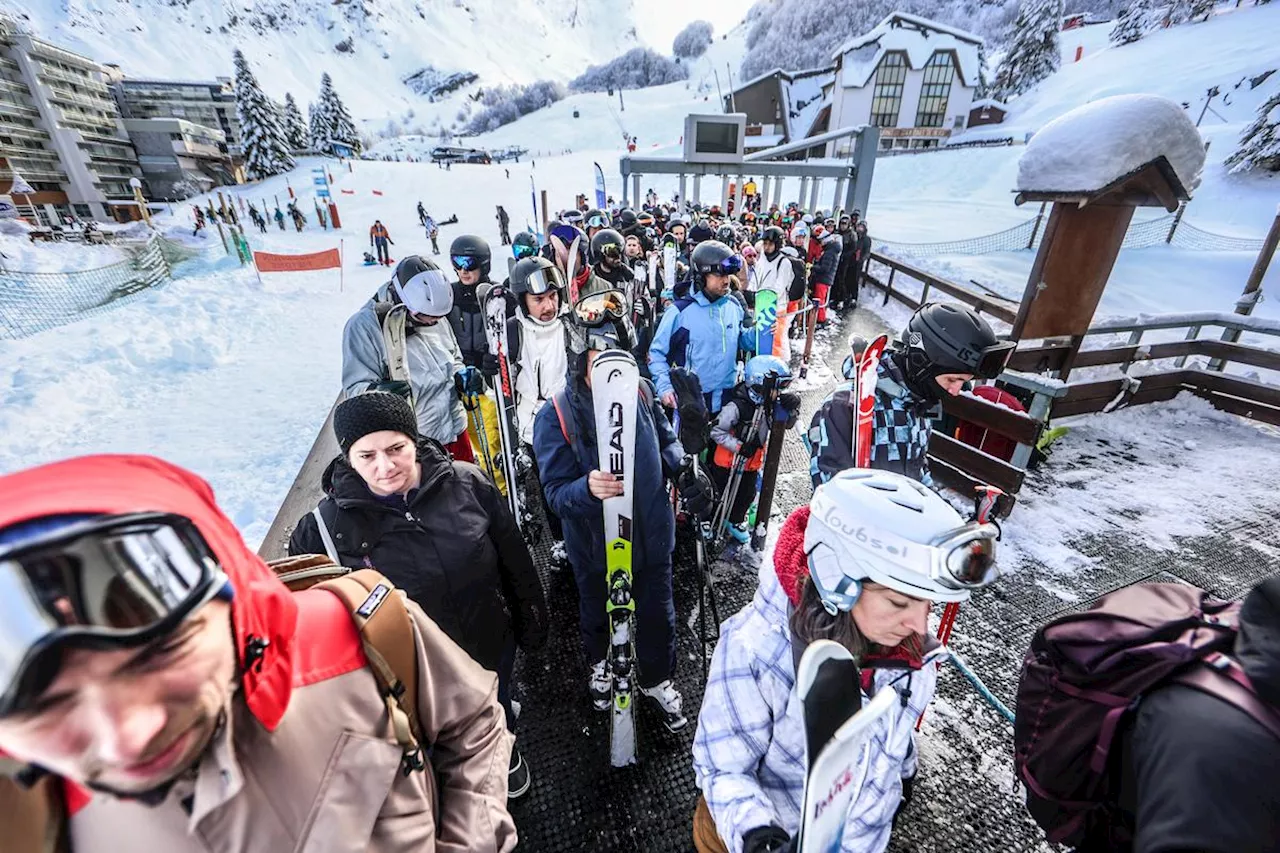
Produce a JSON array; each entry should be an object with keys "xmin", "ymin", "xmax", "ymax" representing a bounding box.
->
[{"xmin": 692, "ymin": 564, "xmax": 937, "ymax": 853}]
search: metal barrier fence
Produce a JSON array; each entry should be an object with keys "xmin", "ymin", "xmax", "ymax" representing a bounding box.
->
[
  {"xmin": 0, "ymin": 234, "xmax": 199, "ymax": 340},
  {"xmin": 877, "ymin": 205, "xmax": 1267, "ymax": 257}
]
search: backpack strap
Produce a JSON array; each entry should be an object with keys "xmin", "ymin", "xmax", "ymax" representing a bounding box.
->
[
  {"xmin": 551, "ymin": 389, "xmax": 575, "ymax": 446},
  {"xmin": 1173, "ymin": 654, "xmax": 1280, "ymax": 742},
  {"xmin": 311, "ymin": 504, "xmax": 340, "ymax": 563}
]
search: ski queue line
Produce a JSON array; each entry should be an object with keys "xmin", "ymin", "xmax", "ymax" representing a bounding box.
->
[{"xmin": 0, "ymin": 199, "xmax": 1277, "ymax": 853}]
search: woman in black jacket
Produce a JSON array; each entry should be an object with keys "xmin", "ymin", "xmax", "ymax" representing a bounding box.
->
[{"xmin": 289, "ymin": 391, "xmax": 548, "ymax": 799}]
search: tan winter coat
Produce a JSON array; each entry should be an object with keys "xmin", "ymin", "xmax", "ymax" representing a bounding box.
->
[{"xmin": 65, "ymin": 589, "xmax": 516, "ymax": 853}]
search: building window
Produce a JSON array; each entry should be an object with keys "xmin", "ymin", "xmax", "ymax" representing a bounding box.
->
[
  {"xmin": 870, "ymin": 52, "xmax": 907, "ymax": 128},
  {"xmin": 914, "ymin": 52, "xmax": 955, "ymax": 129}
]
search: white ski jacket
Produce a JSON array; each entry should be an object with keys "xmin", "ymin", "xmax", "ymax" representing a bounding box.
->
[
  {"xmin": 692, "ymin": 554, "xmax": 935, "ymax": 853},
  {"xmin": 510, "ymin": 314, "xmax": 567, "ymax": 445},
  {"xmin": 753, "ymin": 250, "xmax": 794, "ymax": 301}
]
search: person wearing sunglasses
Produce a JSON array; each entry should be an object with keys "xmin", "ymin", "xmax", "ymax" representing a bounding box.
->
[
  {"xmin": 692, "ymin": 469, "xmax": 999, "ymax": 853},
  {"xmin": 447, "ymin": 234, "xmax": 512, "ymax": 496},
  {"xmin": 0, "ymin": 455, "xmax": 517, "ymax": 853},
  {"xmin": 649, "ymin": 240, "xmax": 759, "ymax": 417},
  {"xmin": 808, "ymin": 303, "xmax": 1016, "ymax": 491}
]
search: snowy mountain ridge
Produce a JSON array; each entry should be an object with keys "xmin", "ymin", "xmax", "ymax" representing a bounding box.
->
[{"xmin": 0, "ymin": 0, "xmax": 645, "ymax": 123}]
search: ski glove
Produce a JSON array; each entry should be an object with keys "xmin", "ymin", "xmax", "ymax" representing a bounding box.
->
[
  {"xmin": 454, "ymin": 366, "xmax": 484, "ymax": 396},
  {"xmin": 482, "ymin": 352, "xmax": 501, "ymax": 379},
  {"xmin": 676, "ymin": 457, "xmax": 715, "ymax": 521},
  {"xmin": 777, "ymin": 392, "xmax": 802, "ymax": 429},
  {"xmin": 739, "ymin": 434, "xmax": 763, "ymax": 459},
  {"xmin": 370, "ymin": 379, "xmax": 412, "ymax": 401},
  {"xmin": 743, "ymin": 826, "xmax": 793, "ymax": 853}
]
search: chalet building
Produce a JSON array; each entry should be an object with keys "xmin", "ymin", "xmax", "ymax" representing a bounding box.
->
[{"xmin": 724, "ymin": 66, "xmax": 834, "ymax": 157}]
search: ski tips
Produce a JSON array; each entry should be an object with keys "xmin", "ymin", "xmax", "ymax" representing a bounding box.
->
[{"xmin": 795, "ymin": 639, "xmax": 856, "ymax": 700}]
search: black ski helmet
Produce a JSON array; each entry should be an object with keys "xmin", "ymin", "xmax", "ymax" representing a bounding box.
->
[
  {"xmin": 512, "ymin": 230, "xmax": 539, "ymax": 260},
  {"xmin": 761, "ymin": 225, "xmax": 787, "ymax": 251},
  {"xmin": 588, "ymin": 228, "xmax": 626, "ymax": 265},
  {"xmin": 509, "ymin": 256, "xmax": 565, "ymax": 319},
  {"xmin": 616, "ymin": 208, "xmax": 638, "ymax": 230},
  {"xmin": 902, "ymin": 303, "xmax": 1013, "ymax": 391},
  {"xmin": 689, "ymin": 240, "xmax": 741, "ymax": 292},
  {"xmin": 584, "ymin": 208, "xmax": 607, "ymax": 230},
  {"xmin": 714, "ymin": 225, "xmax": 736, "ymax": 245},
  {"xmin": 689, "ymin": 221, "xmax": 714, "ymax": 245},
  {"xmin": 449, "ymin": 234, "xmax": 492, "ymax": 279}
]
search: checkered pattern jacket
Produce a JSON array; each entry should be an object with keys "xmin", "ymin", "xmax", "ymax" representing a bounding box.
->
[
  {"xmin": 807, "ymin": 350, "xmax": 935, "ymax": 489},
  {"xmin": 692, "ymin": 562, "xmax": 935, "ymax": 853}
]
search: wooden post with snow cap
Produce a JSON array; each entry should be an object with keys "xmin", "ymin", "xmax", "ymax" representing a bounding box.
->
[
  {"xmin": 1210, "ymin": 204, "xmax": 1280, "ymax": 371},
  {"xmin": 1010, "ymin": 95, "xmax": 1202, "ymax": 380}
]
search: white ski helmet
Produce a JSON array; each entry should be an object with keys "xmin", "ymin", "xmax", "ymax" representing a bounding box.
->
[
  {"xmin": 394, "ymin": 256, "xmax": 453, "ymax": 317},
  {"xmin": 805, "ymin": 469, "xmax": 999, "ymax": 612}
]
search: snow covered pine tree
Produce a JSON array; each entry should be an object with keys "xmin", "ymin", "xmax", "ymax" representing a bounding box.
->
[
  {"xmin": 308, "ymin": 101, "xmax": 328, "ymax": 154},
  {"xmin": 281, "ymin": 92, "xmax": 310, "ymax": 151},
  {"xmin": 1227, "ymin": 88, "xmax": 1280, "ymax": 174},
  {"xmin": 993, "ymin": 0, "xmax": 1063, "ymax": 100},
  {"xmin": 233, "ymin": 50, "xmax": 295, "ymax": 180},
  {"xmin": 316, "ymin": 72, "xmax": 362, "ymax": 157},
  {"xmin": 1110, "ymin": 0, "xmax": 1157, "ymax": 46}
]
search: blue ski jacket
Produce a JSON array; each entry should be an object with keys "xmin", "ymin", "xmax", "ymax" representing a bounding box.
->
[
  {"xmin": 648, "ymin": 286, "xmax": 757, "ymax": 413},
  {"xmin": 532, "ymin": 374, "xmax": 685, "ymax": 576},
  {"xmin": 692, "ymin": 512, "xmax": 937, "ymax": 853}
]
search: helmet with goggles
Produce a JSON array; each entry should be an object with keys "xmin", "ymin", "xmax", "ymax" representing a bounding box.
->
[
  {"xmin": 689, "ymin": 240, "xmax": 742, "ymax": 292},
  {"xmin": 589, "ymin": 228, "xmax": 626, "ymax": 266},
  {"xmin": 512, "ymin": 231, "xmax": 539, "ymax": 260},
  {"xmin": 449, "ymin": 234, "xmax": 492, "ymax": 279},
  {"xmin": 509, "ymin": 256, "xmax": 565, "ymax": 319},
  {"xmin": 804, "ymin": 470, "xmax": 1000, "ymax": 615}
]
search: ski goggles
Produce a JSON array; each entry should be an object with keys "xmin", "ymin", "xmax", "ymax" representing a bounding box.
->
[
  {"xmin": 971, "ymin": 340, "xmax": 1017, "ymax": 379},
  {"xmin": 521, "ymin": 264, "xmax": 564, "ymax": 296},
  {"xmin": 586, "ymin": 213, "xmax": 608, "ymax": 228},
  {"xmin": 512, "ymin": 243, "xmax": 538, "ymax": 260},
  {"xmin": 927, "ymin": 522, "xmax": 1000, "ymax": 590},
  {"xmin": 636, "ymin": 213, "xmax": 655, "ymax": 227},
  {"xmin": 574, "ymin": 290, "xmax": 628, "ymax": 325},
  {"xmin": 598, "ymin": 242, "xmax": 624, "ymax": 262},
  {"xmin": 451, "ymin": 254, "xmax": 484, "ymax": 272},
  {"xmin": 0, "ymin": 512, "xmax": 228, "ymax": 716},
  {"xmin": 706, "ymin": 255, "xmax": 743, "ymax": 278}
]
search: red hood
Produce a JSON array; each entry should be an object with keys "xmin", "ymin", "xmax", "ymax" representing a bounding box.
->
[{"xmin": 0, "ymin": 454, "xmax": 298, "ymax": 732}]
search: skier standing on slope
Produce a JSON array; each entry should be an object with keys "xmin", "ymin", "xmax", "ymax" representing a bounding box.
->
[
  {"xmin": 649, "ymin": 240, "xmax": 757, "ymax": 416},
  {"xmin": 370, "ymin": 219, "xmax": 394, "ymax": 265},
  {"xmin": 287, "ymin": 391, "xmax": 547, "ymax": 800},
  {"xmin": 691, "ymin": 469, "xmax": 1000, "ymax": 853},
  {"xmin": 341, "ymin": 256, "xmax": 478, "ymax": 463},
  {"xmin": 417, "ymin": 200, "xmax": 427, "ymax": 226},
  {"xmin": 532, "ymin": 318, "xmax": 713, "ymax": 733},
  {"xmin": 496, "ymin": 205, "xmax": 511, "ymax": 246},
  {"xmin": 807, "ymin": 303, "xmax": 1014, "ymax": 489},
  {"xmin": 447, "ymin": 234, "xmax": 511, "ymax": 494}
]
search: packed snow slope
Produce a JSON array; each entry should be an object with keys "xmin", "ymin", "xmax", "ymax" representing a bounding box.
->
[{"xmin": 0, "ymin": 0, "xmax": 643, "ymax": 121}]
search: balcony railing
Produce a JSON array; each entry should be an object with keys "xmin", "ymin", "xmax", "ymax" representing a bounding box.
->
[
  {"xmin": 0, "ymin": 122, "xmax": 53, "ymax": 143},
  {"xmin": 38, "ymin": 62, "xmax": 109, "ymax": 94}
]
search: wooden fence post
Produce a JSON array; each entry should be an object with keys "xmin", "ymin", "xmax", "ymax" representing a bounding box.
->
[
  {"xmin": 1212, "ymin": 205, "xmax": 1280, "ymax": 370},
  {"xmin": 1027, "ymin": 202, "xmax": 1047, "ymax": 249},
  {"xmin": 1165, "ymin": 201, "xmax": 1186, "ymax": 244}
]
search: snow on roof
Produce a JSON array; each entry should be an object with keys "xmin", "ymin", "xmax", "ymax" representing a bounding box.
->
[
  {"xmin": 833, "ymin": 12, "xmax": 983, "ymax": 89},
  {"xmin": 745, "ymin": 133, "xmax": 784, "ymax": 149},
  {"xmin": 970, "ymin": 97, "xmax": 1007, "ymax": 111},
  {"xmin": 786, "ymin": 71, "xmax": 833, "ymax": 140},
  {"xmin": 1016, "ymin": 94, "xmax": 1206, "ymax": 195}
]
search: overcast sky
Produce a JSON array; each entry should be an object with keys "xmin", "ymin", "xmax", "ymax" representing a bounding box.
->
[{"xmin": 632, "ymin": 0, "xmax": 757, "ymax": 53}]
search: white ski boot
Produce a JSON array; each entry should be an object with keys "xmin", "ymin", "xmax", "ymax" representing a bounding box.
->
[{"xmin": 641, "ymin": 680, "xmax": 688, "ymax": 732}]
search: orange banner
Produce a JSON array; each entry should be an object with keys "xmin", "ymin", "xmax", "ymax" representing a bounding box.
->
[{"xmin": 253, "ymin": 248, "xmax": 341, "ymax": 273}]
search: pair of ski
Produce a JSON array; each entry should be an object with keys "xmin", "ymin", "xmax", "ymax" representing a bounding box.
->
[{"xmin": 477, "ymin": 281, "xmax": 533, "ymax": 541}]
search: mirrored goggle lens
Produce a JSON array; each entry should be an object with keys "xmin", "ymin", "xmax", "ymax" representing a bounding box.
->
[
  {"xmin": 587, "ymin": 214, "xmax": 607, "ymax": 227},
  {"xmin": 575, "ymin": 291, "xmax": 627, "ymax": 325},
  {"xmin": 942, "ymin": 533, "xmax": 998, "ymax": 587},
  {"xmin": 717, "ymin": 255, "xmax": 743, "ymax": 276},
  {"xmin": 513, "ymin": 243, "xmax": 538, "ymax": 259},
  {"xmin": 600, "ymin": 243, "xmax": 623, "ymax": 261},
  {"xmin": 524, "ymin": 267, "xmax": 563, "ymax": 296},
  {"xmin": 0, "ymin": 513, "xmax": 222, "ymax": 712},
  {"xmin": 452, "ymin": 254, "xmax": 483, "ymax": 271}
]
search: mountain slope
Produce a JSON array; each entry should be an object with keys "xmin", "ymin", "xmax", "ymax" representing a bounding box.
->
[{"xmin": 0, "ymin": 0, "xmax": 643, "ymax": 121}]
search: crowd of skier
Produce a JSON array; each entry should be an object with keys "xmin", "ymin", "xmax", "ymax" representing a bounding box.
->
[{"xmin": 1, "ymin": 191, "xmax": 1277, "ymax": 853}]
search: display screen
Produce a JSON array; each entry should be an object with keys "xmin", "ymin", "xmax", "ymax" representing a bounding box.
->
[{"xmin": 695, "ymin": 122, "xmax": 740, "ymax": 155}]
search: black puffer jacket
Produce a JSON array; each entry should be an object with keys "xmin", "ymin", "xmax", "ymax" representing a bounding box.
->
[
  {"xmin": 448, "ymin": 279, "xmax": 492, "ymax": 367},
  {"xmin": 288, "ymin": 439, "xmax": 548, "ymax": 672}
]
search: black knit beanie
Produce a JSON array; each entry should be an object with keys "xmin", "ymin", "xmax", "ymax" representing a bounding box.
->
[{"xmin": 333, "ymin": 392, "xmax": 419, "ymax": 453}]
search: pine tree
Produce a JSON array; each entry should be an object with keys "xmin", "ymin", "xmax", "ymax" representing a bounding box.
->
[
  {"xmin": 1226, "ymin": 89, "xmax": 1280, "ymax": 174},
  {"xmin": 1164, "ymin": 0, "xmax": 1193, "ymax": 25},
  {"xmin": 316, "ymin": 73, "xmax": 362, "ymax": 156},
  {"xmin": 308, "ymin": 101, "xmax": 328, "ymax": 153},
  {"xmin": 281, "ymin": 92, "xmax": 309, "ymax": 151},
  {"xmin": 1188, "ymin": 0, "xmax": 1215, "ymax": 22},
  {"xmin": 993, "ymin": 0, "xmax": 1063, "ymax": 100},
  {"xmin": 1110, "ymin": 0, "xmax": 1157, "ymax": 45},
  {"xmin": 233, "ymin": 50, "xmax": 294, "ymax": 180}
]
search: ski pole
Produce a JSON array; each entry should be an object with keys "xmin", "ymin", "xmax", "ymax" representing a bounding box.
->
[{"xmin": 941, "ymin": 649, "xmax": 1015, "ymax": 725}]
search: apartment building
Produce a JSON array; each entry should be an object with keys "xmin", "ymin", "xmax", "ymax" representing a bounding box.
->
[
  {"xmin": 107, "ymin": 71, "xmax": 242, "ymax": 161},
  {"xmin": 123, "ymin": 116, "xmax": 234, "ymax": 198},
  {"xmin": 0, "ymin": 17, "xmax": 145, "ymax": 222}
]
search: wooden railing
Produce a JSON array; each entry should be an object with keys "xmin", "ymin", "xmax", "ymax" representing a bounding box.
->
[{"xmin": 863, "ymin": 252, "xmax": 1020, "ymax": 324}]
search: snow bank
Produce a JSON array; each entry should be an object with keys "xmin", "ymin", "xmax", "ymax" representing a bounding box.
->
[{"xmin": 1017, "ymin": 94, "xmax": 1206, "ymax": 194}]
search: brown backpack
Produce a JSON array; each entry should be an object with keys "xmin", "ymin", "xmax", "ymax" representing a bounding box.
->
[{"xmin": 0, "ymin": 556, "xmax": 425, "ymax": 853}]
